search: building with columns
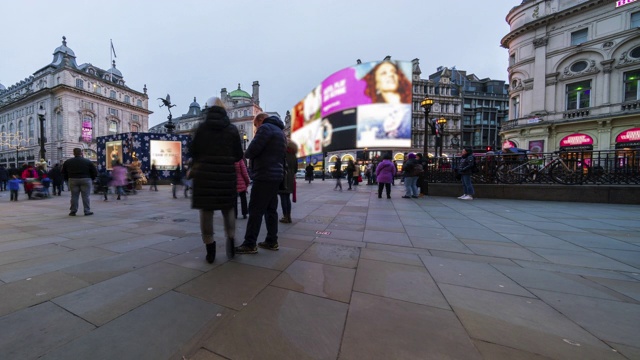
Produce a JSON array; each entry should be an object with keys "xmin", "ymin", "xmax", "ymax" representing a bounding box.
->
[
  {"xmin": 501, "ymin": 0, "xmax": 640, "ymax": 153},
  {"xmin": 0, "ymin": 37, "xmax": 151, "ymax": 167}
]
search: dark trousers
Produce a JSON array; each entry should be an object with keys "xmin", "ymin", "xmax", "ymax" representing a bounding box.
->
[
  {"xmin": 234, "ymin": 191, "xmax": 248, "ymax": 218},
  {"xmin": 279, "ymin": 193, "xmax": 291, "ymax": 216},
  {"xmin": 378, "ymin": 183, "xmax": 391, "ymax": 198},
  {"xmin": 243, "ymin": 181, "xmax": 280, "ymax": 247},
  {"xmin": 53, "ymin": 182, "xmax": 62, "ymax": 195},
  {"xmin": 0, "ymin": 180, "xmax": 6, "ymax": 191},
  {"xmin": 347, "ymin": 175, "xmax": 353, "ymax": 189},
  {"xmin": 10, "ymin": 190, "xmax": 18, "ymax": 201}
]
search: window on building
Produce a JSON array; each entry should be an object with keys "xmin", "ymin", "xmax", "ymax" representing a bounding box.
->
[
  {"xmin": 509, "ymin": 53, "xmax": 515, "ymax": 66},
  {"xmin": 566, "ymin": 80, "xmax": 591, "ymax": 110},
  {"xmin": 124, "ymin": 95, "xmax": 130, "ymax": 103},
  {"xmin": 624, "ymin": 70, "xmax": 640, "ymax": 101},
  {"xmin": 18, "ymin": 120, "xmax": 24, "ymax": 138},
  {"xmin": 110, "ymin": 90, "xmax": 116, "ymax": 99},
  {"xmin": 28, "ymin": 118, "xmax": 34, "ymax": 145},
  {"xmin": 132, "ymin": 114, "xmax": 139, "ymax": 121},
  {"xmin": 76, "ymin": 79, "xmax": 84, "ymax": 89},
  {"xmin": 108, "ymin": 108, "xmax": 118, "ymax": 117},
  {"xmin": 571, "ymin": 28, "xmax": 588, "ymax": 46},
  {"xmin": 632, "ymin": 11, "xmax": 640, "ymax": 28},
  {"xmin": 137, "ymin": 100, "xmax": 142, "ymax": 107},
  {"xmin": 131, "ymin": 124, "xmax": 139, "ymax": 132},
  {"xmin": 109, "ymin": 120, "xmax": 118, "ymax": 133},
  {"xmin": 511, "ymin": 96, "xmax": 520, "ymax": 119}
]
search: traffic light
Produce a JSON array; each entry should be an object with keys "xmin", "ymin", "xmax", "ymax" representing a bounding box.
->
[{"xmin": 486, "ymin": 146, "xmax": 493, "ymax": 152}]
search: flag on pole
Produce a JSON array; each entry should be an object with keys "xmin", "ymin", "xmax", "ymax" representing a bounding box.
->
[{"xmin": 110, "ymin": 39, "xmax": 117, "ymax": 58}]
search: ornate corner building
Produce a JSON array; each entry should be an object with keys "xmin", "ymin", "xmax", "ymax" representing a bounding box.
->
[
  {"xmin": 501, "ymin": 0, "xmax": 640, "ymax": 152},
  {"xmin": 0, "ymin": 37, "xmax": 151, "ymax": 167}
]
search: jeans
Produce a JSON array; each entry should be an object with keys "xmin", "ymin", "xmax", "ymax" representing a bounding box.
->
[
  {"xmin": 334, "ymin": 177, "xmax": 342, "ymax": 190},
  {"xmin": 404, "ymin": 176, "xmax": 419, "ymax": 196},
  {"xmin": 243, "ymin": 181, "xmax": 280, "ymax": 247},
  {"xmin": 347, "ymin": 175, "xmax": 353, "ymax": 189},
  {"xmin": 461, "ymin": 174, "xmax": 474, "ymax": 196},
  {"xmin": 235, "ymin": 191, "xmax": 248, "ymax": 218},
  {"xmin": 279, "ymin": 193, "xmax": 291, "ymax": 216},
  {"xmin": 199, "ymin": 208, "xmax": 235, "ymax": 244},
  {"xmin": 69, "ymin": 178, "xmax": 92, "ymax": 214}
]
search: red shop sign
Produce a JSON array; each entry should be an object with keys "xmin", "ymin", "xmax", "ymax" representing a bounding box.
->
[
  {"xmin": 502, "ymin": 140, "xmax": 516, "ymax": 149},
  {"xmin": 560, "ymin": 133, "xmax": 593, "ymax": 147},
  {"xmin": 616, "ymin": 128, "xmax": 640, "ymax": 143}
]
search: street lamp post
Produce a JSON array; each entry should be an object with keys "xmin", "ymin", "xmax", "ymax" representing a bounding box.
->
[
  {"xmin": 436, "ymin": 116, "xmax": 447, "ymax": 157},
  {"xmin": 420, "ymin": 97, "xmax": 433, "ymax": 195},
  {"xmin": 242, "ymin": 133, "xmax": 247, "ymax": 151},
  {"xmin": 37, "ymin": 105, "xmax": 47, "ymax": 162}
]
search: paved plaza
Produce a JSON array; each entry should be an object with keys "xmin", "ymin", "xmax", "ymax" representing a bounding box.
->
[{"xmin": 0, "ymin": 180, "xmax": 639, "ymax": 359}]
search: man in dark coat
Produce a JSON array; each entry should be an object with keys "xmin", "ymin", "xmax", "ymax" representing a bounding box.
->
[
  {"xmin": 48, "ymin": 163, "xmax": 64, "ymax": 196},
  {"xmin": 190, "ymin": 97, "xmax": 243, "ymax": 263},
  {"xmin": 62, "ymin": 148, "xmax": 97, "ymax": 216},
  {"xmin": 236, "ymin": 113, "xmax": 287, "ymax": 254},
  {"xmin": 0, "ymin": 165, "xmax": 8, "ymax": 191}
]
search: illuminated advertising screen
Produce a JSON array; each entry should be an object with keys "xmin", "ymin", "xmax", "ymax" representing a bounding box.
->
[
  {"xmin": 149, "ymin": 140, "xmax": 182, "ymax": 170},
  {"xmin": 105, "ymin": 140, "xmax": 123, "ymax": 169},
  {"xmin": 291, "ymin": 60, "xmax": 413, "ymax": 156},
  {"xmin": 82, "ymin": 120, "xmax": 92, "ymax": 142}
]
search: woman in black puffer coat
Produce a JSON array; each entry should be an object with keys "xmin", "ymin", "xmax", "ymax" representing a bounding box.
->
[{"xmin": 190, "ymin": 97, "xmax": 243, "ymax": 263}]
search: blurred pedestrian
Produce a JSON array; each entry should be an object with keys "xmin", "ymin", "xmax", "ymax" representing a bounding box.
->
[
  {"xmin": 333, "ymin": 158, "xmax": 343, "ymax": 191},
  {"xmin": 279, "ymin": 140, "xmax": 298, "ymax": 223},
  {"xmin": 457, "ymin": 147, "xmax": 476, "ymax": 200},
  {"xmin": 305, "ymin": 163, "xmax": 314, "ymax": 184},
  {"xmin": 375, "ymin": 153, "xmax": 396, "ymax": 199},
  {"xmin": 49, "ymin": 163, "xmax": 63, "ymax": 196},
  {"xmin": 346, "ymin": 159, "xmax": 355, "ymax": 190},
  {"xmin": 111, "ymin": 161, "xmax": 128, "ymax": 200},
  {"xmin": 235, "ymin": 158, "xmax": 250, "ymax": 219},
  {"xmin": 8, "ymin": 175, "xmax": 21, "ymax": 201},
  {"xmin": 149, "ymin": 163, "xmax": 159, "ymax": 191},
  {"xmin": 191, "ymin": 97, "xmax": 243, "ymax": 262},
  {"xmin": 401, "ymin": 153, "xmax": 420, "ymax": 198},
  {"xmin": 97, "ymin": 169, "xmax": 112, "ymax": 201},
  {"xmin": 172, "ymin": 165, "xmax": 182, "ymax": 199}
]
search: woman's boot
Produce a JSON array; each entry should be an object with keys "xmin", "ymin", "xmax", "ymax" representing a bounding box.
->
[
  {"xmin": 205, "ymin": 242, "xmax": 216, "ymax": 264},
  {"xmin": 226, "ymin": 237, "xmax": 235, "ymax": 259}
]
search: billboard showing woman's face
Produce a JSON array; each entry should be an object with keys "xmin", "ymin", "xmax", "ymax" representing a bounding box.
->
[
  {"xmin": 291, "ymin": 60, "xmax": 413, "ymax": 157},
  {"xmin": 106, "ymin": 140, "xmax": 123, "ymax": 170}
]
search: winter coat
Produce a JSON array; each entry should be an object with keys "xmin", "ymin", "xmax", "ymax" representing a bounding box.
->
[
  {"xmin": 403, "ymin": 158, "xmax": 418, "ymax": 177},
  {"xmin": 245, "ymin": 116, "xmax": 287, "ymax": 183},
  {"xmin": 305, "ymin": 164, "xmax": 314, "ymax": 181},
  {"xmin": 0, "ymin": 167, "xmax": 8, "ymax": 181},
  {"xmin": 279, "ymin": 143, "xmax": 298, "ymax": 195},
  {"xmin": 375, "ymin": 159, "xmax": 396, "ymax": 184},
  {"xmin": 48, "ymin": 165, "xmax": 63, "ymax": 185},
  {"xmin": 235, "ymin": 160, "xmax": 251, "ymax": 193},
  {"xmin": 110, "ymin": 165, "xmax": 129, "ymax": 186},
  {"xmin": 457, "ymin": 153, "xmax": 476, "ymax": 175},
  {"xmin": 62, "ymin": 156, "xmax": 97, "ymax": 180},
  {"xmin": 189, "ymin": 106, "xmax": 243, "ymax": 210}
]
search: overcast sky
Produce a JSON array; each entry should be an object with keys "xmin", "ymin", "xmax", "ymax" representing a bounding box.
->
[{"xmin": 1, "ymin": 0, "xmax": 516, "ymax": 127}]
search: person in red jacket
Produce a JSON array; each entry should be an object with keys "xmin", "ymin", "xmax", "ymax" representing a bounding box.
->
[{"xmin": 234, "ymin": 159, "xmax": 251, "ymax": 219}]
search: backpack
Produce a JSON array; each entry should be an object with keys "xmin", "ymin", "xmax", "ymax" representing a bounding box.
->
[{"xmin": 412, "ymin": 163, "xmax": 424, "ymax": 176}]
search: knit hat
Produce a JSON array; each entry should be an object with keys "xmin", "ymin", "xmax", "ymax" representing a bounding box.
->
[{"xmin": 407, "ymin": 153, "xmax": 416, "ymax": 159}]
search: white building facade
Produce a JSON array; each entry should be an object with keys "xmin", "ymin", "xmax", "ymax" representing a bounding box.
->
[
  {"xmin": 0, "ymin": 37, "xmax": 151, "ymax": 167},
  {"xmin": 501, "ymin": 0, "xmax": 640, "ymax": 152}
]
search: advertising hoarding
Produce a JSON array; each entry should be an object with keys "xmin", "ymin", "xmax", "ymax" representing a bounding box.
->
[
  {"xmin": 149, "ymin": 140, "xmax": 182, "ymax": 170},
  {"xmin": 105, "ymin": 140, "xmax": 123, "ymax": 169}
]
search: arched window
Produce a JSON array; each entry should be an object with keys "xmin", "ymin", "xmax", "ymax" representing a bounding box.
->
[
  {"xmin": 28, "ymin": 118, "xmax": 34, "ymax": 145},
  {"xmin": 109, "ymin": 120, "xmax": 118, "ymax": 133},
  {"xmin": 1, "ymin": 125, "xmax": 5, "ymax": 149},
  {"xmin": 18, "ymin": 120, "xmax": 24, "ymax": 138},
  {"xmin": 9, "ymin": 123, "xmax": 14, "ymax": 147},
  {"xmin": 131, "ymin": 124, "xmax": 139, "ymax": 132},
  {"xmin": 56, "ymin": 112, "xmax": 63, "ymax": 139}
]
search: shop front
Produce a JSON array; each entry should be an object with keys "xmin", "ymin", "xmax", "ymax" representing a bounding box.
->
[
  {"xmin": 559, "ymin": 133, "xmax": 594, "ymax": 167},
  {"xmin": 615, "ymin": 127, "xmax": 640, "ymax": 170}
]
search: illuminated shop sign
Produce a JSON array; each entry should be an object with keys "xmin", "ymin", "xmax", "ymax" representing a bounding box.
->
[
  {"xmin": 616, "ymin": 0, "xmax": 637, "ymax": 7},
  {"xmin": 616, "ymin": 128, "xmax": 640, "ymax": 142},
  {"xmin": 81, "ymin": 121, "xmax": 92, "ymax": 142},
  {"xmin": 560, "ymin": 133, "xmax": 593, "ymax": 147},
  {"xmin": 502, "ymin": 140, "xmax": 516, "ymax": 149}
]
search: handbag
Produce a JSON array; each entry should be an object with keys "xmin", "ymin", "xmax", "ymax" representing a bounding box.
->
[{"xmin": 357, "ymin": 175, "xmax": 362, "ymax": 182}]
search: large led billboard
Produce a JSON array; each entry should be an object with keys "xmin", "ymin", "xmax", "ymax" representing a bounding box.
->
[
  {"xmin": 291, "ymin": 60, "xmax": 413, "ymax": 157},
  {"xmin": 149, "ymin": 140, "xmax": 182, "ymax": 170}
]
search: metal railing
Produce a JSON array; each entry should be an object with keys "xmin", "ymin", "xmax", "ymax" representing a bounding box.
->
[{"xmin": 424, "ymin": 150, "xmax": 640, "ymax": 185}]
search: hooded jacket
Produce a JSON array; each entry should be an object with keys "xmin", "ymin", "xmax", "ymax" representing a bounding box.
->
[
  {"xmin": 245, "ymin": 116, "xmax": 286, "ymax": 182},
  {"xmin": 190, "ymin": 106, "xmax": 243, "ymax": 210}
]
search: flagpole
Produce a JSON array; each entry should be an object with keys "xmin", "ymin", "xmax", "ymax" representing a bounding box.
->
[{"xmin": 109, "ymin": 39, "xmax": 113, "ymax": 78}]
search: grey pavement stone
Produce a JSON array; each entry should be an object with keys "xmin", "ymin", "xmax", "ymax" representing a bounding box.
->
[
  {"xmin": 531, "ymin": 288, "xmax": 640, "ymax": 348},
  {"xmin": 437, "ymin": 218, "xmax": 486, "ymax": 229},
  {"xmin": 40, "ymin": 291, "xmax": 225, "ymax": 360},
  {"xmin": 298, "ymin": 242, "xmax": 360, "ymax": 268},
  {"xmin": 514, "ymin": 259, "xmax": 639, "ymax": 280},
  {"xmin": 422, "ymin": 256, "xmax": 534, "ymax": 297},
  {"xmin": 0, "ymin": 243, "xmax": 70, "ymax": 266},
  {"xmin": 429, "ymin": 250, "xmax": 519, "ymax": 266},
  {"xmin": 0, "ymin": 301, "xmax": 95, "ymax": 359},
  {"xmin": 61, "ymin": 248, "xmax": 174, "ymax": 284},
  {"xmin": 53, "ymin": 262, "xmax": 201, "ymax": 326},
  {"xmin": 584, "ymin": 276, "xmax": 640, "ymax": 302},
  {"xmin": 362, "ymin": 229, "xmax": 412, "ymax": 246},
  {"xmin": 502, "ymin": 233, "xmax": 588, "ymax": 251},
  {"xmin": 0, "ymin": 246, "xmax": 116, "ymax": 283},
  {"xmin": 360, "ymin": 248, "xmax": 424, "ymax": 266},
  {"xmin": 410, "ymin": 236, "xmax": 474, "ymax": 253},
  {"xmin": 439, "ymin": 283, "xmax": 625, "ymax": 360},
  {"xmin": 354, "ymin": 258, "xmax": 450, "ymax": 309},
  {"xmin": 549, "ymin": 231, "xmax": 640, "ymax": 251},
  {"xmin": 472, "ymin": 340, "xmax": 551, "ymax": 360},
  {"xmin": 463, "ymin": 242, "xmax": 549, "ymax": 261},
  {"xmin": 588, "ymin": 248, "xmax": 640, "ymax": 269},
  {"xmin": 365, "ymin": 242, "xmax": 430, "ymax": 255},
  {"xmin": 321, "ymin": 228, "xmax": 365, "ymax": 241},
  {"xmin": 315, "ymin": 237, "xmax": 367, "ymax": 248},
  {"xmin": 521, "ymin": 220, "xmax": 588, "ymax": 231},
  {"xmin": 231, "ymin": 246, "xmax": 303, "ymax": 271},
  {"xmin": 527, "ymin": 247, "xmax": 639, "ymax": 272},
  {"xmin": 365, "ymin": 219, "xmax": 406, "ymax": 233},
  {"xmin": 448, "ymin": 227, "xmax": 515, "ymax": 243},
  {"xmin": 190, "ymin": 348, "xmax": 227, "ymax": 360},
  {"xmin": 0, "ymin": 235, "xmax": 74, "ymax": 252},
  {"xmin": 55, "ymin": 230, "xmax": 141, "ymax": 249},
  {"xmin": 176, "ymin": 261, "xmax": 279, "ymax": 310},
  {"xmin": 0, "ymin": 271, "xmax": 90, "ymax": 317},
  {"xmin": 271, "ymin": 259, "xmax": 355, "ymax": 303},
  {"xmin": 340, "ymin": 292, "xmax": 481, "ymax": 360},
  {"xmin": 203, "ymin": 286, "xmax": 348, "ymax": 360},
  {"xmin": 96, "ymin": 233, "xmax": 176, "ymax": 253}
]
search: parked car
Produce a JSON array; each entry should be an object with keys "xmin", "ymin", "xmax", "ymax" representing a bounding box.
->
[{"xmin": 295, "ymin": 169, "xmax": 306, "ymax": 178}]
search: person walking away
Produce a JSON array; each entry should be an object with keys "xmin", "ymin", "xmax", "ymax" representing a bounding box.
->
[
  {"xmin": 8, "ymin": 175, "xmax": 21, "ymax": 201},
  {"xmin": 345, "ymin": 159, "xmax": 355, "ymax": 190},
  {"xmin": 392, "ymin": 160, "xmax": 398, "ymax": 186},
  {"xmin": 333, "ymin": 158, "xmax": 343, "ymax": 191},
  {"xmin": 62, "ymin": 148, "xmax": 97, "ymax": 216},
  {"xmin": 149, "ymin": 164, "xmax": 159, "ymax": 191},
  {"xmin": 375, "ymin": 153, "xmax": 396, "ymax": 199},
  {"xmin": 183, "ymin": 160, "xmax": 192, "ymax": 198},
  {"xmin": 305, "ymin": 163, "xmax": 314, "ymax": 184},
  {"xmin": 279, "ymin": 140, "xmax": 298, "ymax": 223},
  {"xmin": 0, "ymin": 165, "xmax": 8, "ymax": 192},
  {"xmin": 401, "ymin": 153, "xmax": 420, "ymax": 198},
  {"xmin": 416, "ymin": 153, "xmax": 427, "ymax": 196},
  {"xmin": 234, "ymin": 158, "xmax": 251, "ymax": 219},
  {"xmin": 49, "ymin": 163, "xmax": 63, "ymax": 196},
  {"xmin": 97, "ymin": 169, "xmax": 112, "ymax": 201},
  {"xmin": 191, "ymin": 97, "xmax": 243, "ymax": 263},
  {"xmin": 111, "ymin": 161, "xmax": 128, "ymax": 200},
  {"xmin": 457, "ymin": 147, "xmax": 476, "ymax": 200},
  {"xmin": 236, "ymin": 113, "xmax": 287, "ymax": 254},
  {"xmin": 352, "ymin": 162, "xmax": 361, "ymax": 188},
  {"xmin": 172, "ymin": 165, "xmax": 182, "ymax": 199}
]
